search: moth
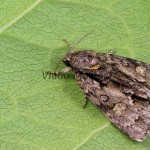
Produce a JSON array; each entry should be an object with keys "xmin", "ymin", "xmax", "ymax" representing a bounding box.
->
[{"xmin": 55, "ymin": 35, "xmax": 150, "ymax": 142}]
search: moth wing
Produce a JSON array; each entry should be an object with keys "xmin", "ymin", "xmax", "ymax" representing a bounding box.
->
[{"xmin": 73, "ymin": 70, "xmax": 150, "ymax": 141}]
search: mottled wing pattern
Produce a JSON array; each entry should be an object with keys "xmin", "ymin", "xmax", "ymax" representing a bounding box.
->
[{"xmin": 72, "ymin": 53, "xmax": 150, "ymax": 141}]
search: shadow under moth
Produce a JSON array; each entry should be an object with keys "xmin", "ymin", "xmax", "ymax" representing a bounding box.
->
[{"xmin": 55, "ymin": 37, "xmax": 150, "ymax": 142}]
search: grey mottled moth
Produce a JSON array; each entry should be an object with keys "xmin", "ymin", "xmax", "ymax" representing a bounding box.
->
[{"xmin": 56, "ymin": 36, "xmax": 150, "ymax": 142}]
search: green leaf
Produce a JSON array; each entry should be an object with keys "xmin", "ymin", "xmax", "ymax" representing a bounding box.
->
[{"xmin": 0, "ymin": 0, "xmax": 150, "ymax": 149}]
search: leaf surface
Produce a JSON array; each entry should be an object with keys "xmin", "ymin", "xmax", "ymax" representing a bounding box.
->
[{"xmin": 0, "ymin": 0, "xmax": 150, "ymax": 149}]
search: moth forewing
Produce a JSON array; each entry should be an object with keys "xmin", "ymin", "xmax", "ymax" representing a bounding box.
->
[{"xmin": 62, "ymin": 50, "xmax": 150, "ymax": 142}]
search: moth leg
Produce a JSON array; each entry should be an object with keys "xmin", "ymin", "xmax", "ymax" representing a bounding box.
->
[
  {"xmin": 82, "ymin": 96, "xmax": 89, "ymax": 109},
  {"xmin": 53, "ymin": 67, "xmax": 71, "ymax": 75},
  {"xmin": 61, "ymin": 67, "xmax": 71, "ymax": 73}
]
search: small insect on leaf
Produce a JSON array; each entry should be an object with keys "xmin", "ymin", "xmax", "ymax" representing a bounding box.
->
[{"xmin": 59, "ymin": 34, "xmax": 150, "ymax": 142}]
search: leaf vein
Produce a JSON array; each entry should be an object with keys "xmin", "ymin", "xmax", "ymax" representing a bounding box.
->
[{"xmin": 0, "ymin": 0, "xmax": 42, "ymax": 33}]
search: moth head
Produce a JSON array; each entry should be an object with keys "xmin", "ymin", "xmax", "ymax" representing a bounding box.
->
[
  {"xmin": 63, "ymin": 50, "xmax": 101, "ymax": 71},
  {"xmin": 62, "ymin": 52, "xmax": 72, "ymax": 67}
]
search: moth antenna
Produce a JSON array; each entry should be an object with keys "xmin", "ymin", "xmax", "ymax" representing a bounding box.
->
[
  {"xmin": 72, "ymin": 30, "xmax": 95, "ymax": 49},
  {"xmin": 54, "ymin": 38, "xmax": 73, "ymax": 73},
  {"xmin": 63, "ymin": 30, "xmax": 95, "ymax": 52},
  {"xmin": 63, "ymin": 39, "xmax": 74, "ymax": 52},
  {"xmin": 54, "ymin": 58, "xmax": 63, "ymax": 74}
]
